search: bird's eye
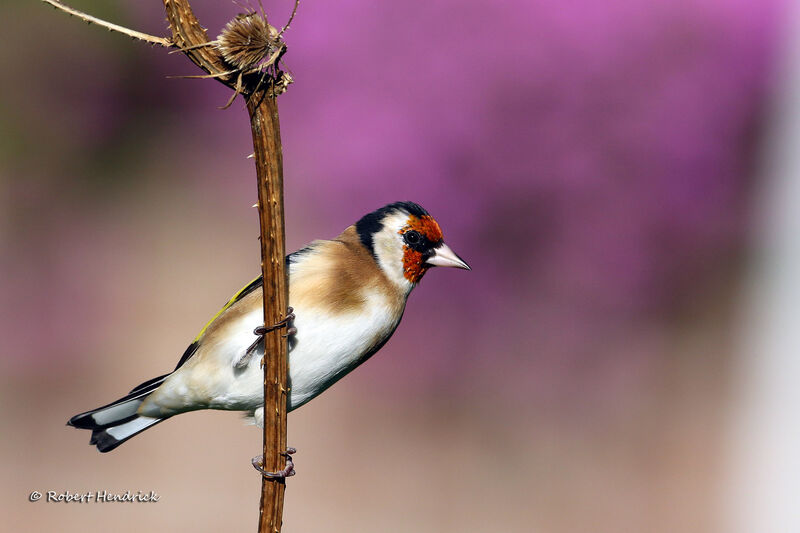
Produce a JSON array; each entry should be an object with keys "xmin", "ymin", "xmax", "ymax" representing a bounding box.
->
[{"xmin": 404, "ymin": 230, "xmax": 421, "ymax": 245}]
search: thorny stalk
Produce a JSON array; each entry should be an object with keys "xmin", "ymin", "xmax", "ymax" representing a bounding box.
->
[{"xmin": 41, "ymin": 0, "xmax": 297, "ymax": 531}]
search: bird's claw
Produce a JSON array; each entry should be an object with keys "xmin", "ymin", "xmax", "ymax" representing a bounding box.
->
[
  {"xmin": 238, "ymin": 308, "xmax": 295, "ymax": 369},
  {"xmin": 252, "ymin": 447, "xmax": 297, "ymax": 480},
  {"xmin": 253, "ymin": 307, "xmax": 295, "ymax": 336}
]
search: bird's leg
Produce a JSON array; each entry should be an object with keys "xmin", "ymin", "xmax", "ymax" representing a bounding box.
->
[
  {"xmin": 252, "ymin": 447, "xmax": 297, "ymax": 479},
  {"xmin": 233, "ymin": 307, "xmax": 295, "ymax": 369}
]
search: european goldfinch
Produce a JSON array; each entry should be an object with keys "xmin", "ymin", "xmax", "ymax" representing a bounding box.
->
[{"xmin": 68, "ymin": 201, "xmax": 470, "ymax": 452}]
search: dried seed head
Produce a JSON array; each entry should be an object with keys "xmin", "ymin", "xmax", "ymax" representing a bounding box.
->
[
  {"xmin": 216, "ymin": 13, "xmax": 280, "ymax": 69},
  {"xmin": 274, "ymin": 71, "xmax": 293, "ymax": 94}
]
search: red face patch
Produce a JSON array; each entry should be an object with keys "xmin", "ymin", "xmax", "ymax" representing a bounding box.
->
[{"xmin": 399, "ymin": 215, "xmax": 444, "ymax": 283}]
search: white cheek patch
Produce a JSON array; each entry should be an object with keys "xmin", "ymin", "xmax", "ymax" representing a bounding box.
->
[{"xmin": 372, "ymin": 212, "xmax": 415, "ymax": 293}]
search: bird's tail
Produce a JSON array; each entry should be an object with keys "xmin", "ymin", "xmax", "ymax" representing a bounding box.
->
[{"xmin": 68, "ymin": 374, "xmax": 170, "ymax": 453}]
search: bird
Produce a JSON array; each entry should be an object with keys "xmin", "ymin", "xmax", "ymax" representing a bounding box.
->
[{"xmin": 68, "ymin": 201, "xmax": 470, "ymax": 455}]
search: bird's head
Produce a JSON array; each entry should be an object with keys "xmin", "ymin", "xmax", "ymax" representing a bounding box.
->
[{"xmin": 355, "ymin": 201, "xmax": 470, "ymax": 293}]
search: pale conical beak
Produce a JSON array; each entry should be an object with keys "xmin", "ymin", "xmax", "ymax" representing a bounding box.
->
[{"xmin": 425, "ymin": 243, "xmax": 471, "ymax": 270}]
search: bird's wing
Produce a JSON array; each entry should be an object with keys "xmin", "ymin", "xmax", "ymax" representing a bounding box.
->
[
  {"xmin": 172, "ymin": 275, "xmax": 262, "ymax": 371},
  {"xmin": 172, "ymin": 245, "xmax": 321, "ymax": 370}
]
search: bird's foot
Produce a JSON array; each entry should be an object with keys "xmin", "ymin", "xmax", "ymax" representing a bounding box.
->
[
  {"xmin": 235, "ymin": 308, "xmax": 295, "ymax": 370},
  {"xmin": 256, "ymin": 308, "xmax": 296, "ymax": 368},
  {"xmin": 252, "ymin": 447, "xmax": 297, "ymax": 480},
  {"xmin": 253, "ymin": 307, "xmax": 295, "ymax": 337}
]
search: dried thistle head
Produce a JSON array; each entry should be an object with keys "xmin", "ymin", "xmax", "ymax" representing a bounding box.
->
[
  {"xmin": 273, "ymin": 71, "xmax": 294, "ymax": 94},
  {"xmin": 216, "ymin": 12, "xmax": 280, "ymax": 70}
]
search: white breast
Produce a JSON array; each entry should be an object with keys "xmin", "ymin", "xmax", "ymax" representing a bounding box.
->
[
  {"xmin": 145, "ymin": 290, "xmax": 402, "ymax": 417},
  {"xmin": 285, "ymin": 291, "xmax": 400, "ymax": 409}
]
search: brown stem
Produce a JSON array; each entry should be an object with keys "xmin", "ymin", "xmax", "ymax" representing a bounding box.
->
[
  {"xmin": 160, "ymin": 3, "xmax": 291, "ymax": 530},
  {"xmin": 160, "ymin": 2, "xmax": 291, "ymax": 531},
  {"xmin": 248, "ymin": 92, "xmax": 289, "ymax": 533},
  {"xmin": 162, "ymin": 0, "xmax": 233, "ymax": 82},
  {"xmin": 46, "ymin": 0, "xmax": 291, "ymax": 530}
]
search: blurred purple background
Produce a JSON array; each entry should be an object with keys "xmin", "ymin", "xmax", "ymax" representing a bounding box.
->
[{"xmin": 0, "ymin": 0, "xmax": 790, "ymax": 531}]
